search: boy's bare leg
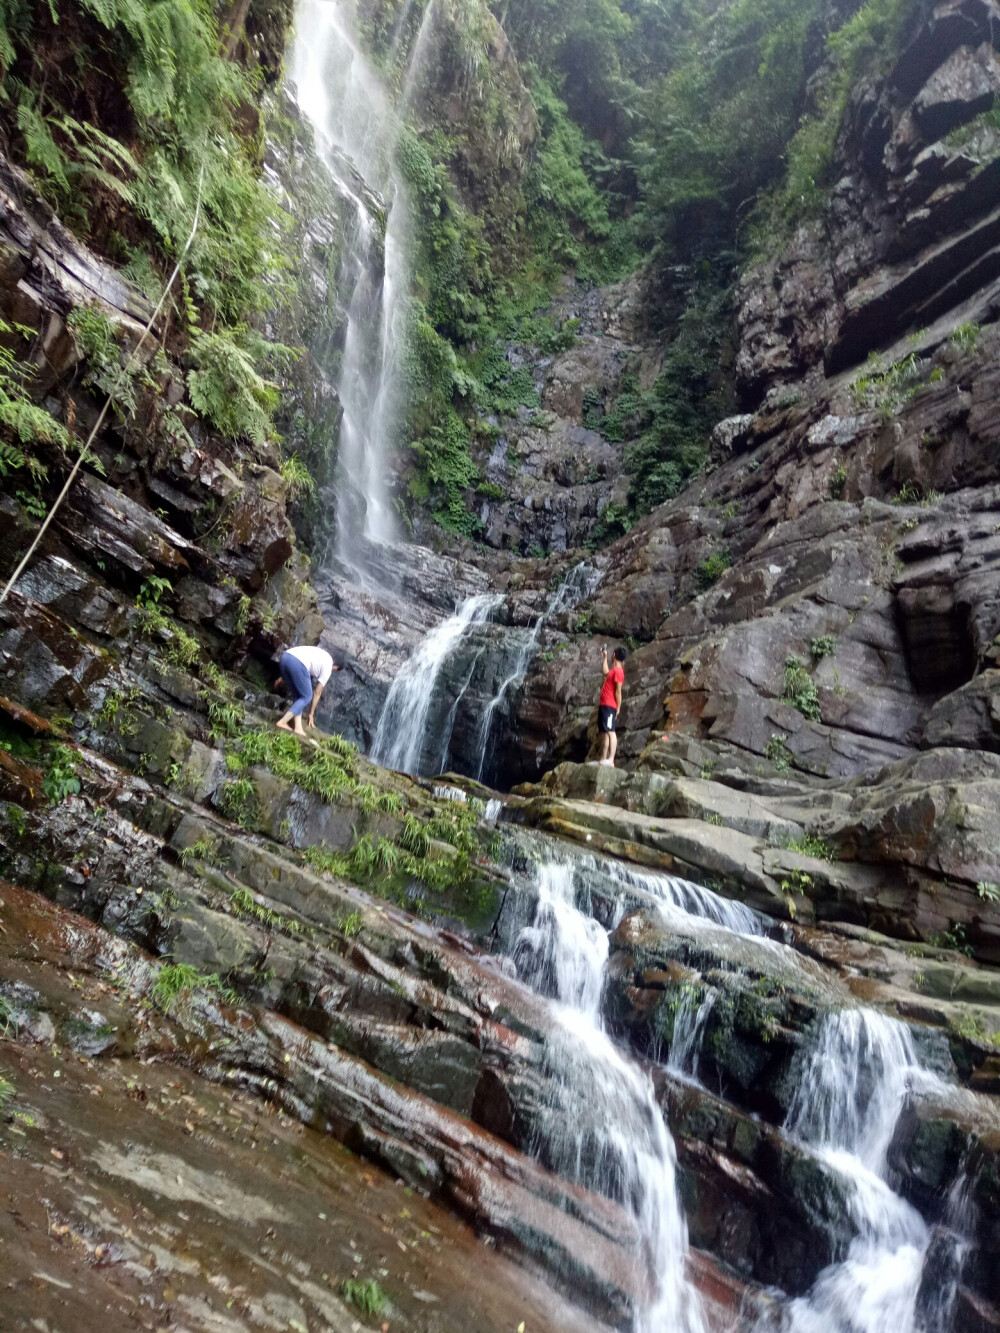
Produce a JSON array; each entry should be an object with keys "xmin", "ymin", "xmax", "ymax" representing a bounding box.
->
[{"xmin": 608, "ymin": 730, "xmax": 618, "ymax": 766}]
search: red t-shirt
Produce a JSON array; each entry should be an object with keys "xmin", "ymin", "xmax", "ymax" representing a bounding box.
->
[{"xmin": 600, "ymin": 664, "xmax": 624, "ymax": 710}]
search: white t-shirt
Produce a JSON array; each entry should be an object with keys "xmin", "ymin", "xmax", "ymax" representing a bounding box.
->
[{"xmin": 287, "ymin": 645, "xmax": 334, "ymax": 686}]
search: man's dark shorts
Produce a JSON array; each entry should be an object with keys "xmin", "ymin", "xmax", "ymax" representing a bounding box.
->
[{"xmin": 598, "ymin": 705, "xmax": 618, "ymax": 734}]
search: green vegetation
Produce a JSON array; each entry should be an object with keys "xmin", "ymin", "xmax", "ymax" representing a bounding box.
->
[
  {"xmin": 890, "ymin": 481, "xmax": 943, "ymax": 507},
  {"xmin": 229, "ymin": 887, "xmax": 304, "ymax": 935},
  {"xmin": 0, "ymin": 0, "xmax": 295, "ymax": 450},
  {"xmin": 0, "ymin": 315, "xmax": 71, "ymax": 514},
  {"xmin": 977, "ymin": 881, "xmax": 1000, "ymax": 903},
  {"xmin": 784, "ymin": 832, "xmax": 835, "ymax": 862},
  {"xmin": 178, "ymin": 835, "xmax": 223, "ymax": 868},
  {"xmin": 280, "ymin": 453, "xmax": 317, "ymax": 499},
  {"xmin": 207, "ymin": 698, "xmax": 244, "ymax": 741},
  {"xmin": 695, "ymin": 549, "xmax": 731, "ymax": 589},
  {"xmin": 225, "ymin": 727, "xmax": 400, "ymax": 812},
  {"xmin": 151, "ymin": 963, "xmax": 238, "ymax": 1013},
  {"xmin": 782, "ymin": 656, "xmax": 821, "ymax": 722},
  {"xmin": 338, "ymin": 909, "xmax": 365, "ymax": 939},
  {"xmin": 301, "ymin": 797, "xmax": 492, "ymax": 917},
  {"xmin": 810, "ymin": 635, "xmax": 836, "ymax": 660},
  {"xmin": 42, "ymin": 743, "xmax": 81, "ymax": 805},
  {"xmin": 929, "ymin": 923, "xmax": 975, "ymax": 957},
  {"xmin": 340, "ymin": 1278, "xmax": 387, "ymax": 1317},
  {"xmin": 219, "ymin": 776, "xmax": 257, "ymax": 828},
  {"xmin": 850, "ymin": 351, "xmax": 942, "ymax": 419},
  {"xmin": 828, "ymin": 465, "xmax": 848, "ymax": 500},
  {"xmin": 949, "ymin": 321, "xmax": 980, "ymax": 352},
  {"xmin": 764, "ymin": 733, "xmax": 792, "ymax": 771}
]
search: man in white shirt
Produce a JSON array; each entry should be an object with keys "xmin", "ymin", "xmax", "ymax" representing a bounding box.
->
[{"xmin": 275, "ymin": 644, "xmax": 339, "ymax": 736}]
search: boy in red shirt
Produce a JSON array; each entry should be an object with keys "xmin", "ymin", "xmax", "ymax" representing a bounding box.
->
[{"xmin": 598, "ymin": 645, "xmax": 627, "ymax": 767}]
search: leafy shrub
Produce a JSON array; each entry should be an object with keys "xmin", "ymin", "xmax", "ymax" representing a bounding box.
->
[
  {"xmin": 782, "ymin": 657, "xmax": 821, "ymax": 721},
  {"xmin": 43, "ymin": 744, "xmax": 81, "ymax": 804},
  {"xmin": 695, "ymin": 549, "xmax": 731, "ymax": 589},
  {"xmin": 810, "ymin": 635, "xmax": 835, "ymax": 660},
  {"xmin": 764, "ymin": 732, "xmax": 792, "ymax": 771},
  {"xmin": 187, "ymin": 329, "xmax": 288, "ymax": 446}
]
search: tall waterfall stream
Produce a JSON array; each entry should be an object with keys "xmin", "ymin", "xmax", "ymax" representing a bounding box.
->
[{"xmin": 291, "ymin": 0, "xmax": 416, "ymax": 563}]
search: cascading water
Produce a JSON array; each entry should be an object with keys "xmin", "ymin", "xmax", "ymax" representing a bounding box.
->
[
  {"xmin": 508, "ymin": 852, "xmax": 708, "ymax": 1333},
  {"xmin": 667, "ymin": 989, "xmax": 717, "ymax": 1082},
  {"xmin": 371, "ymin": 593, "xmax": 501, "ymax": 773},
  {"xmin": 781, "ymin": 1010, "xmax": 960, "ymax": 1333},
  {"xmin": 472, "ymin": 561, "xmax": 602, "ymax": 782},
  {"xmin": 596, "ymin": 855, "xmax": 766, "ymax": 937},
  {"xmin": 369, "ymin": 559, "xmax": 600, "ymax": 781},
  {"xmin": 495, "ymin": 829, "xmax": 975, "ymax": 1333},
  {"xmin": 290, "ymin": 0, "xmax": 408, "ymax": 562}
]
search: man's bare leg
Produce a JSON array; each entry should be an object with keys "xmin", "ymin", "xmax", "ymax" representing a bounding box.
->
[
  {"xmin": 277, "ymin": 709, "xmax": 306, "ymax": 737},
  {"xmin": 608, "ymin": 730, "xmax": 618, "ymax": 767},
  {"xmin": 599, "ymin": 729, "xmax": 610, "ymax": 762}
]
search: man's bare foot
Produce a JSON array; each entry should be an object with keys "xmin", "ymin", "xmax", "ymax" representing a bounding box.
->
[{"xmin": 276, "ymin": 720, "xmax": 293, "ymax": 732}]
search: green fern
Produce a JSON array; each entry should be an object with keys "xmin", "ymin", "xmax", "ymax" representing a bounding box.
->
[{"xmin": 187, "ymin": 328, "xmax": 282, "ymax": 445}]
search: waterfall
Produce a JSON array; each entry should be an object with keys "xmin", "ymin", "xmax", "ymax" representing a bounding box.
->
[
  {"xmin": 290, "ymin": 0, "xmax": 408, "ymax": 561},
  {"xmin": 472, "ymin": 561, "xmax": 602, "ymax": 781},
  {"xmin": 667, "ymin": 988, "xmax": 716, "ymax": 1082},
  {"xmin": 596, "ymin": 856, "xmax": 767, "ymax": 937},
  {"xmin": 371, "ymin": 593, "xmax": 501, "ymax": 774},
  {"xmin": 507, "ymin": 854, "xmax": 707, "ymax": 1333},
  {"xmin": 781, "ymin": 1010, "xmax": 959, "ymax": 1333},
  {"xmin": 369, "ymin": 560, "xmax": 600, "ymax": 782}
]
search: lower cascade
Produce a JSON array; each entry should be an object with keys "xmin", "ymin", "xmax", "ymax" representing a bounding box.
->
[
  {"xmin": 509, "ymin": 854, "xmax": 708, "ymax": 1332},
  {"xmin": 494, "ymin": 833, "xmax": 977, "ymax": 1333},
  {"xmin": 781, "ymin": 1012, "xmax": 963, "ymax": 1333}
]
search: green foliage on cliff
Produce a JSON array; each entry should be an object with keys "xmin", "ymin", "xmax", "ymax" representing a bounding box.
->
[{"xmin": 0, "ymin": 0, "xmax": 294, "ymax": 446}]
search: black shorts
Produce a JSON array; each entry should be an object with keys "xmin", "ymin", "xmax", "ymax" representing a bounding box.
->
[{"xmin": 598, "ymin": 705, "xmax": 618, "ymax": 734}]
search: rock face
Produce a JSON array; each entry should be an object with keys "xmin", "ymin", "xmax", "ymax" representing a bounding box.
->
[
  {"xmin": 505, "ymin": 10, "xmax": 1000, "ymax": 821},
  {"xmin": 465, "ymin": 275, "xmax": 659, "ymax": 556}
]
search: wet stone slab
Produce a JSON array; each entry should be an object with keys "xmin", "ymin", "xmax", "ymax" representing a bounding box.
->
[{"xmin": 0, "ymin": 1038, "xmax": 608, "ymax": 1333}]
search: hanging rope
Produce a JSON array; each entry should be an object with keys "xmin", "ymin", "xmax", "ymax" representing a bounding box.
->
[{"xmin": 0, "ymin": 162, "xmax": 207, "ymax": 607}]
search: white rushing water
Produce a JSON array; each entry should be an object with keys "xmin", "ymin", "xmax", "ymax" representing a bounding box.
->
[
  {"xmin": 782, "ymin": 1010, "xmax": 951, "ymax": 1333},
  {"xmin": 371, "ymin": 593, "xmax": 501, "ymax": 773},
  {"xmin": 472, "ymin": 561, "xmax": 602, "ymax": 781},
  {"xmin": 596, "ymin": 855, "xmax": 766, "ymax": 937},
  {"xmin": 510, "ymin": 855, "xmax": 708, "ymax": 1333},
  {"xmin": 667, "ymin": 988, "xmax": 717, "ymax": 1083},
  {"xmin": 290, "ymin": 0, "xmax": 408, "ymax": 560}
]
